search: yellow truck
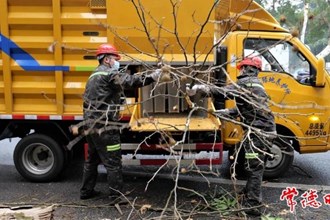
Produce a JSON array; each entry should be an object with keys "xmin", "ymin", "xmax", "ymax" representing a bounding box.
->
[
  {"xmin": 0, "ymin": 0, "xmax": 328, "ymax": 182},
  {"xmin": 215, "ymin": 0, "xmax": 330, "ymax": 178}
]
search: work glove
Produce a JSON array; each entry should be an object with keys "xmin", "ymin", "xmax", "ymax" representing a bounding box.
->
[
  {"xmin": 149, "ymin": 69, "xmax": 162, "ymax": 81},
  {"xmin": 186, "ymin": 84, "xmax": 210, "ymax": 96},
  {"xmin": 215, "ymin": 109, "xmax": 230, "ymax": 115}
]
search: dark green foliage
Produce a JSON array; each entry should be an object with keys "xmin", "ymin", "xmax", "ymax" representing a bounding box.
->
[{"xmin": 257, "ymin": 0, "xmax": 330, "ymax": 61}]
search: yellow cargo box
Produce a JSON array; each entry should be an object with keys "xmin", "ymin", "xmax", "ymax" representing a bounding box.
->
[{"xmin": 0, "ymin": 0, "xmax": 215, "ymax": 117}]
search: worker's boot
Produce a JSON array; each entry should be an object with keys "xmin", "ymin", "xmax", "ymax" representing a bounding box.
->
[
  {"xmin": 80, "ymin": 190, "xmax": 101, "ymax": 200},
  {"xmin": 241, "ymin": 200, "xmax": 265, "ymax": 216}
]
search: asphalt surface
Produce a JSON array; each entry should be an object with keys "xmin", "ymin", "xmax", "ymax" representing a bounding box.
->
[{"xmin": 0, "ymin": 139, "xmax": 329, "ymax": 219}]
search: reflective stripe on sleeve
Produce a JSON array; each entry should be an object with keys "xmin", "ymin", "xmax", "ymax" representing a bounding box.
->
[
  {"xmin": 89, "ymin": 71, "xmax": 109, "ymax": 79},
  {"xmin": 245, "ymin": 152, "xmax": 259, "ymax": 159},
  {"xmin": 106, "ymin": 144, "xmax": 121, "ymax": 151},
  {"xmin": 245, "ymin": 83, "xmax": 264, "ymax": 90}
]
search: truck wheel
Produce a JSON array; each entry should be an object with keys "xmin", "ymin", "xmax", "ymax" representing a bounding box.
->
[
  {"xmin": 264, "ymin": 138, "xmax": 294, "ymax": 179},
  {"xmin": 13, "ymin": 134, "xmax": 65, "ymax": 182}
]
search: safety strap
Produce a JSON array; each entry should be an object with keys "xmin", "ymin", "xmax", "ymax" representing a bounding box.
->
[
  {"xmin": 245, "ymin": 152, "xmax": 259, "ymax": 159},
  {"xmin": 106, "ymin": 144, "xmax": 121, "ymax": 152},
  {"xmin": 88, "ymin": 71, "xmax": 109, "ymax": 79},
  {"xmin": 244, "ymin": 83, "xmax": 264, "ymax": 90}
]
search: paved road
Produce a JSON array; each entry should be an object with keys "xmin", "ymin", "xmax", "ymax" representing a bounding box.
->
[
  {"xmin": 1, "ymin": 138, "xmax": 329, "ymax": 185},
  {"xmin": 0, "ymin": 139, "xmax": 329, "ymax": 219}
]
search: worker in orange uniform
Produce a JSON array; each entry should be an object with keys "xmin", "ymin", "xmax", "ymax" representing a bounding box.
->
[
  {"xmin": 80, "ymin": 43, "xmax": 162, "ymax": 203},
  {"xmin": 187, "ymin": 56, "xmax": 277, "ymax": 216}
]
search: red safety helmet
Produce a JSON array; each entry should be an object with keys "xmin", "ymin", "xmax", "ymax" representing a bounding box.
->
[
  {"xmin": 237, "ymin": 56, "xmax": 262, "ymax": 71},
  {"xmin": 96, "ymin": 43, "xmax": 121, "ymax": 60}
]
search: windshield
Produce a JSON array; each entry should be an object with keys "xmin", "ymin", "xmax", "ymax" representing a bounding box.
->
[{"xmin": 244, "ymin": 38, "xmax": 314, "ymax": 83}]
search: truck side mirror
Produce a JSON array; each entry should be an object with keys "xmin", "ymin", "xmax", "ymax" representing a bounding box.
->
[{"xmin": 315, "ymin": 57, "xmax": 326, "ymax": 87}]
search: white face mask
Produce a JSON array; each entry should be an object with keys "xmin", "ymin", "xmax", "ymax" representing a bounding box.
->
[
  {"xmin": 239, "ymin": 67, "xmax": 245, "ymax": 76},
  {"xmin": 112, "ymin": 60, "xmax": 120, "ymax": 70}
]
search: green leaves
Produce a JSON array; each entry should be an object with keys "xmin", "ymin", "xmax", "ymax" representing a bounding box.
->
[
  {"xmin": 262, "ymin": 214, "xmax": 285, "ymax": 220},
  {"xmin": 210, "ymin": 195, "xmax": 237, "ymax": 214}
]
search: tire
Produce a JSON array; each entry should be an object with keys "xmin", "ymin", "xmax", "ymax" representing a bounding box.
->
[
  {"xmin": 264, "ymin": 138, "xmax": 294, "ymax": 179},
  {"xmin": 13, "ymin": 134, "xmax": 65, "ymax": 182}
]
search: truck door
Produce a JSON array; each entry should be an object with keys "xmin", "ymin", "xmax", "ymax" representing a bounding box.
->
[{"xmin": 237, "ymin": 34, "xmax": 330, "ymax": 152}]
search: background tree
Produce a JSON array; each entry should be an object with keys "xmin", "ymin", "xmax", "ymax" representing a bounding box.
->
[
  {"xmin": 306, "ymin": 0, "xmax": 330, "ymax": 59},
  {"xmin": 257, "ymin": 0, "xmax": 330, "ymax": 61}
]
